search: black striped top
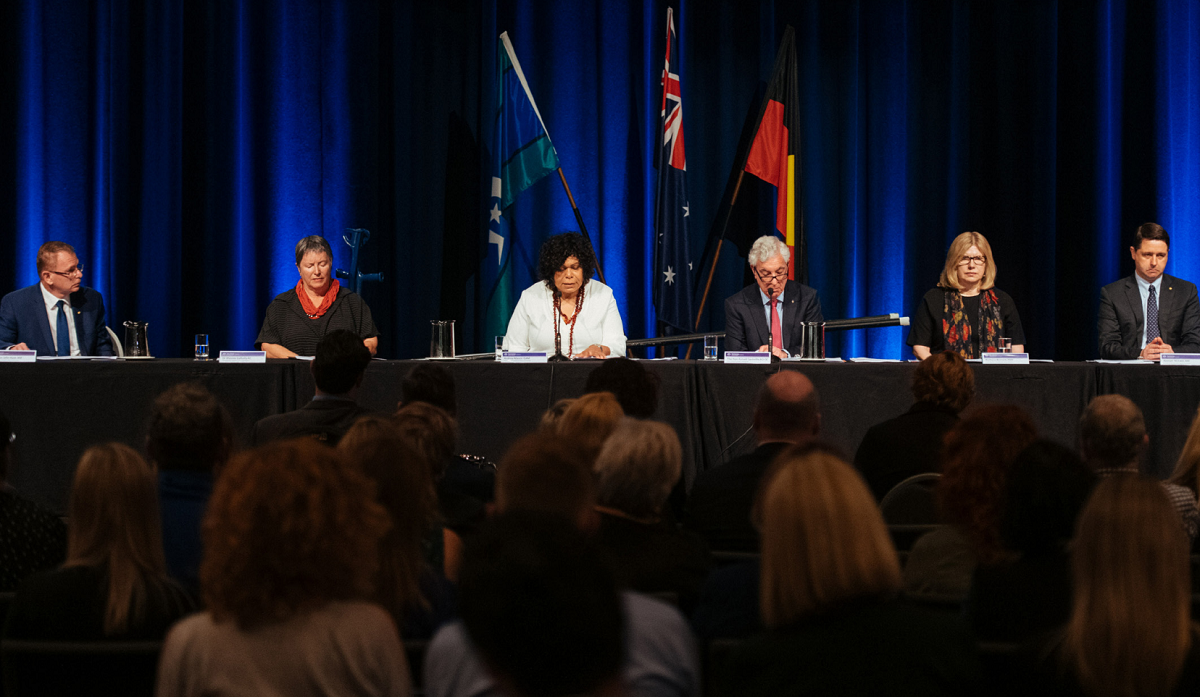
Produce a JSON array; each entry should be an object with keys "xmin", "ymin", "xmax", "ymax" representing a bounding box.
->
[{"xmin": 255, "ymin": 288, "xmax": 379, "ymax": 356}]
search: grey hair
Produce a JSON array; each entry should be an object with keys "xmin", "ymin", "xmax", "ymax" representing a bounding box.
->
[
  {"xmin": 295, "ymin": 235, "xmax": 334, "ymax": 265},
  {"xmin": 592, "ymin": 419, "xmax": 681, "ymax": 518},
  {"xmin": 748, "ymin": 236, "xmax": 791, "ymax": 267}
]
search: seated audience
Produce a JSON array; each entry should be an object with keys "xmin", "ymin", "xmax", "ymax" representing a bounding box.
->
[
  {"xmin": 687, "ymin": 371, "xmax": 820, "ymax": 551},
  {"xmin": 0, "ymin": 408, "xmax": 66, "ymax": 592},
  {"xmin": 903, "ymin": 405, "xmax": 1037, "ymax": 602},
  {"xmin": 400, "ymin": 363, "xmax": 458, "ymax": 415},
  {"xmin": 584, "ymin": 357, "xmax": 661, "ymax": 418},
  {"xmin": 252, "ymin": 329, "xmax": 373, "ymax": 446},
  {"xmin": 854, "ymin": 351, "xmax": 974, "ymax": 500},
  {"xmin": 4, "ymin": 443, "xmax": 194, "ymax": 640},
  {"xmin": 722, "ymin": 447, "xmax": 979, "ymax": 696},
  {"xmin": 1079, "ymin": 394, "xmax": 1200, "ymax": 540},
  {"xmin": 556, "ymin": 391, "xmax": 625, "ymax": 467},
  {"xmin": 1168, "ymin": 404, "xmax": 1200, "ymax": 504},
  {"xmin": 145, "ymin": 382, "xmax": 232, "ymax": 593},
  {"xmin": 338, "ymin": 416, "xmax": 456, "ymax": 640},
  {"xmin": 966, "ymin": 440, "xmax": 1095, "ymax": 642},
  {"xmin": 156, "ymin": 439, "xmax": 410, "ymax": 696},
  {"xmin": 1028, "ymin": 476, "xmax": 1200, "ymax": 696},
  {"xmin": 593, "ymin": 419, "xmax": 710, "ymax": 611},
  {"xmin": 426, "ymin": 431, "xmax": 701, "ymax": 697},
  {"xmin": 539, "ymin": 397, "xmax": 576, "ymax": 430}
]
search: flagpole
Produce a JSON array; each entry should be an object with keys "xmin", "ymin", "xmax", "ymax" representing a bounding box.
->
[{"xmin": 556, "ymin": 167, "xmax": 606, "ymax": 285}]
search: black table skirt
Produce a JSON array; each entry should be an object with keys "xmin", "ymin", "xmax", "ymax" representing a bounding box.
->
[{"xmin": 2, "ymin": 359, "xmax": 1195, "ymax": 513}]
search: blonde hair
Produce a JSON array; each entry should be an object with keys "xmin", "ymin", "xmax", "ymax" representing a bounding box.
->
[
  {"xmin": 36, "ymin": 241, "xmax": 76, "ymax": 274},
  {"xmin": 593, "ymin": 419, "xmax": 681, "ymax": 518},
  {"xmin": 759, "ymin": 449, "xmax": 901, "ymax": 627},
  {"xmin": 1169, "ymin": 405, "xmax": 1200, "ymax": 497},
  {"xmin": 540, "ymin": 398, "xmax": 578, "ymax": 431},
  {"xmin": 938, "ymin": 231, "xmax": 996, "ymax": 291},
  {"xmin": 557, "ymin": 392, "xmax": 624, "ymax": 466},
  {"xmin": 1061, "ymin": 475, "xmax": 1194, "ymax": 697}
]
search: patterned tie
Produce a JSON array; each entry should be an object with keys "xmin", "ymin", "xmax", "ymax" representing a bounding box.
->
[
  {"xmin": 770, "ymin": 297, "xmax": 782, "ymax": 352},
  {"xmin": 55, "ymin": 300, "xmax": 70, "ymax": 356},
  {"xmin": 1147, "ymin": 285, "xmax": 1161, "ymax": 344}
]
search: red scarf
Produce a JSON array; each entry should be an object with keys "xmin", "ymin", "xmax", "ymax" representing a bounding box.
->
[{"xmin": 296, "ymin": 279, "xmax": 340, "ymax": 319}]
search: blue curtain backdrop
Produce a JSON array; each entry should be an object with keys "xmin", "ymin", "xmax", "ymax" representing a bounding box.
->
[{"xmin": 3, "ymin": 0, "xmax": 1200, "ymax": 360}]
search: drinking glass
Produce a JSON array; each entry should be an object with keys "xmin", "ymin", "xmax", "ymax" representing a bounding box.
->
[
  {"xmin": 998, "ymin": 337, "xmax": 1012, "ymax": 353},
  {"xmin": 495, "ymin": 335, "xmax": 506, "ymax": 361},
  {"xmin": 194, "ymin": 334, "xmax": 210, "ymax": 361},
  {"xmin": 703, "ymin": 335, "xmax": 718, "ymax": 361}
]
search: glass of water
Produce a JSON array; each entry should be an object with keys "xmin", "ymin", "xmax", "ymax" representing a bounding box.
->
[
  {"xmin": 194, "ymin": 334, "xmax": 210, "ymax": 361},
  {"xmin": 998, "ymin": 337, "xmax": 1012, "ymax": 353},
  {"xmin": 495, "ymin": 335, "xmax": 506, "ymax": 361},
  {"xmin": 703, "ymin": 334, "xmax": 718, "ymax": 361}
]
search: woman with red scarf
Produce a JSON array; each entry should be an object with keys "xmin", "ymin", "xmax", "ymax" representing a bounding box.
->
[{"xmin": 256, "ymin": 236, "xmax": 379, "ymax": 358}]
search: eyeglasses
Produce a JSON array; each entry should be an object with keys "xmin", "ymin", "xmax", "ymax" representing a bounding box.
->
[
  {"xmin": 756, "ymin": 269, "xmax": 788, "ymax": 282},
  {"xmin": 48, "ymin": 264, "xmax": 84, "ymax": 278},
  {"xmin": 957, "ymin": 256, "xmax": 986, "ymax": 267}
]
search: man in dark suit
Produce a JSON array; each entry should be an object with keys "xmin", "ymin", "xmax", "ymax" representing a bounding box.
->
[
  {"xmin": 724, "ymin": 235, "xmax": 823, "ymax": 358},
  {"xmin": 252, "ymin": 329, "xmax": 373, "ymax": 445},
  {"xmin": 0, "ymin": 241, "xmax": 113, "ymax": 356},
  {"xmin": 685, "ymin": 371, "xmax": 820, "ymax": 551},
  {"xmin": 1098, "ymin": 222, "xmax": 1200, "ymax": 360}
]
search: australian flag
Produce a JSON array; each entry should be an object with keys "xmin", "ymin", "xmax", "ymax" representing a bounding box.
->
[{"xmin": 653, "ymin": 8, "xmax": 695, "ymax": 334}]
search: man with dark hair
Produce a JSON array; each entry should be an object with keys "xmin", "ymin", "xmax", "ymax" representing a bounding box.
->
[
  {"xmin": 400, "ymin": 363, "xmax": 458, "ymax": 415},
  {"xmin": 0, "ymin": 408, "xmax": 67, "ymax": 591},
  {"xmin": 1098, "ymin": 222, "xmax": 1200, "ymax": 359},
  {"xmin": 686, "ymin": 371, "xmax": 820, "ymax": 551},
  {"xmin": 0, "ymin": 241, "xmax": 113, "ymax": 355},
  {"xmin": 584, "ymin": 357, "xmax": 660, "ymax": 419},
  {"xmin": 147, "ymin": 383, "xmax": 233, "ymax": 591},
  {"xmin": 252, "ymin": 329, "xmax": 373, "ymax": 445}
]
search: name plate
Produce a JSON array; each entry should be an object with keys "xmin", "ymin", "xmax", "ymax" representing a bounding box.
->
[
  {"xmin": 500, "ymin": 351, "xmax": 548, "ymax": 364},
  {"xmin": 218, "ymin": 351, "xmax": 267, "ymax": 364},
  {"xmin": 981, "ymin": 352, "xmax": 1030, "ymax": 365},
  {"xmin": 0, "ymin": 350, "xmax": 36, "ymax": 363},
  {"xmin": 724, "ymin": 351, "xmax": 772, "ymax": 365},
  {"xmin": 1161, "ymin": 353, "xmax": 1200, "ymax": 366}
]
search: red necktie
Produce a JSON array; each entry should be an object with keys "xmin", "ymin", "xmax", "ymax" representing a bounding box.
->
[{"xmin": 770, "ymin": 297, "xmax": 782, "ymax": 351}]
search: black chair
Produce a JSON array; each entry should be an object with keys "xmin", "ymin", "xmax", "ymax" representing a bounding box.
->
[
  {"xmin": 2, "ymin": 639, "xmax": 162, "ymax": 697},
  {"xmin": 879, "ymin": 473, "xmax": 942, "ymax": 525},
  {"xmin": 977, "ymin": 640, "xmax": 1025, "ymax": 697},
  {"xmin": 404, "ymin": 639, "xmax": 429, "ymax": 694},
  {"xmin": 703, "ymin": 637, "xmax": 744, "ymax": 697},
  {"xmin": 888, "ymin": 523, "xmax": 944, "ymax": 552}
]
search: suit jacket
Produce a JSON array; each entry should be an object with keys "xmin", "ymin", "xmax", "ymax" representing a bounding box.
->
[
  {"xmin": 724, "ymin": 281, "xmax": 823, "ymax": 355},
  {"xmin": 854, "ymin": 402, "xmax": 960, "ymax": 502},
  {"xmin": 0, "ymin": 284, "xmax": 113, "ymax": 356},
  {"xmin": 685, "ymin": 441, "xmax": 791, "ymax": 552},
  {"xmin": 1098, "ymin": 274, "xmax": 1200, "ymax": 359},
  {"xmin": 251, "ymin": 398, "xmax": 374, "ymax": 446}
]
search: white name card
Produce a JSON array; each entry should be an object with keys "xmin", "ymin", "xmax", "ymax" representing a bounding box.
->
[
  {"xmin": 218, "ymin": 351, "xmax": 267, "ymax": 364},
  {"xmin": 500, "ymin": 351, "xmax": 548, "ymax": 364},
  {"xmin": 1161, "ymin": 353, "xmax": 1200, "ymax": 366},
  {"xmin": 0, "ymin": 350, "xmax": 36, "ymax": 363},
  {"xmin": 724, "ymin": 351, "xmax": 772, "ymax": 365},
  {"xmin": 981, "ymin": 352, "xmax": 1030, "ymax": 365}
]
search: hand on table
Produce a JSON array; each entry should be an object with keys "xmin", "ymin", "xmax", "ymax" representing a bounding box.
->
[
  {"xmin": 575, "ymin": 344, "xmax": 610, "ymax": 359},
  {"xmin": 4, "ymin": 343, "xmax": 29, "ymax": 351},
  {"xmin": 1140, "ymin": 337, "xmax": 1173, "ymax": 361},
  {"xmin": 755, "ymin": 345, "xmax": 788, "ymax": 360}
]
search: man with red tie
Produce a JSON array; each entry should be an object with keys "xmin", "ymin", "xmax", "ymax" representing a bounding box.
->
[{"xmin": 723, "ymin": 236, "xmax": 823, "ymax": 358}]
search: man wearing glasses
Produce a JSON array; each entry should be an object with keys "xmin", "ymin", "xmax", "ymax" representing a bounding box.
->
[
  {"xmin": 723, "ymin": 235, "xmax": 824, "ymax": 358},
  {"xmin": 0, "ymin": 241, "xmax": 114, "ymax": 356}
]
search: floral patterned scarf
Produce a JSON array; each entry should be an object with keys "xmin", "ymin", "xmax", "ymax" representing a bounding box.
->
[{"xmin": 943, "ymin": 289, "xmax": 1002, "ymax": 358}]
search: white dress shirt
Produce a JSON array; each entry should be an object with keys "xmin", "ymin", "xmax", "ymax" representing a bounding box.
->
[
  {"xmin": 504, "ymin": 280, "xmax": 627, "ymax": 357},
  {"xmin": 40, "ymin": 283, "xmax": 80, "ymax": 356}
]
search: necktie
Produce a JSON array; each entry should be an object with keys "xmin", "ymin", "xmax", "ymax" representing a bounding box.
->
[
  {"xmin": 770, "ymin": 298, "xmax": 782, "ymax": 352},
  {"xmin": 1147, "ymin": 285, "xmax": 1161, "ymax": 344},
  {"xmin": 55, "ymin": 300, "xmax": 70, "ymax": 356}
]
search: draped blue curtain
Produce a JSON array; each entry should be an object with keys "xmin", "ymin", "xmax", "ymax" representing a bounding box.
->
[{"xmin": 3, "ymin": 0, "xmax": 1200, "ymax": 360}]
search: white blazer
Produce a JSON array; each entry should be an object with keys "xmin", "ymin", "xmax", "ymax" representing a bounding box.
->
[{"xmin": 504, "ymin": 280, "xmax": 627, "ymax": 357}]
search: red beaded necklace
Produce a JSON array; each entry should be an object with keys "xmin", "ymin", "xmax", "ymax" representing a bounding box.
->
[{"xmin": 553, "ymin": 284, "xmax": 586, "ymax": 358}]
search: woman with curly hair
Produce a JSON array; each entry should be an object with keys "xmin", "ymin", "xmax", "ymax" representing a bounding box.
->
[
  {"xmin": 503, "ymin": 232, "xmax": 626, "ymax": 359},
  {"xmin": 156, "ymin": 439, "xmax": 410, "ymax": 697}
]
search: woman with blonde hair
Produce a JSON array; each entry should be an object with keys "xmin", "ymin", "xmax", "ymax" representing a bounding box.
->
[
  {"xmin": 556, "ymin": 391, "xmax": 624, "ymax": 466},
  {"xmin": 4, "ymin": 443, "xmax": 194, "ymax": 640},
  {"xmin": 723, "ymin": 447, "xmax": 978, "ymax": 695},
  {"xmin": 1168, "ymin": 405, "xmax": 1200, "ymax": 499},
  {"xmin": 908, "ymin": 231, "xmax": 1025, "ymax": 358}
]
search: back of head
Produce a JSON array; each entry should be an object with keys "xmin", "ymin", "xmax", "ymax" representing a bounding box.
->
[
  {"xmin": 759, "ymin": 447, "xmax": 900, "ymax": 627},
  {"xmin": 1000, "ymin": 440, "xmax": 1095, "ymax": 555},
  {"xmin": 1079, "ymin": 394, "xmax": 1146, "ymax": 469},
  {"xmin": 393, "ymin": 401, "xmax": 458, "ymax": 481},
  {"xmin": 910, "ymin": 351, "xmax": 975, "ymax": 412},
  {"xmin": 200, "ymin": 439, "xmax": 390, "ymax": 628},
  {"xmin": 496, "ymin": 432, "xmax": 594, "ymax": 525},
  {"xmin": 753, "ymin": 371, "xmax": 820, "ymax": 443},
  {"xmin": 583, "ymin": 358, "xmax": 659, "ymax": 418},
  {"xmin": 556, "ymin": 392, "xmax": 624, "ymax": 466},
  {"xmin": 401, "ymin": 364, "xmax": 457, "ymax": 416},
  {"xmin": 146, "ymin": 382, "xmax": 233, "ymax": 472},
  {"xmin": 938, "ymin": 404, "xmax": 1038, "ymax": 563},
  {"xmin": 1169, "ymin": 404, "xmax": 1200, "ymax": 495},
  {"xmin": 1063, "ymin": 475, "xmax": 1192, "ymax": 697},
  {"xmin": 593, "ymin": 419, "xmax": 681, "ymax": 518},
  {"xmin": 539, "ymin": 398, "xmax": 577, "ymax": 431},
  {"xmin": 458, "ymin": 512, "xmax": 623, "ymax": 697},
  {"xmin": 312, "ymin": 329, "xmax": 372, "ymax": 395}
]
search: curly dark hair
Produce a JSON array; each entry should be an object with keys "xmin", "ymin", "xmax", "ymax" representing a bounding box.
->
[
  {"xmin": 537, "ymin": 232, "xmax": 597, "ymax": 293},
  {"xmin": 911, "ymin": 351, "xmax": 974, "ymax": 413}
]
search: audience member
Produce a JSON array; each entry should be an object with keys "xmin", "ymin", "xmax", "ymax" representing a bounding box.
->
[
  {"xmin": 722, "ymin": 448, "xmax": 979, "ymax": 696},
  {"xmin": 0, "ymin": 408, "xmax": 66, "ymax": 592},
  {"xmin": 902, "ymin": 405, "xmax": 1037, "ymax": 602},
  {"xmin": 4, "ymin": 443, "xmax": 194, "ymax": 640},
  {"xmin": 686, "ymin": 371, "xmax": 820, "ymax": 551},
  {"xmin": 556, "ymin": 392, "xmax": 625, "ymax": 467},
  {"xmin": 584, "ymin": 357, "xmax": 660, "ymax": 418},
  {"xmin": 539, "ymin": 397, "xmax": 577, "ymax": 430},
  {"xmin": 1079, "ymin": 394, "xmax": 1200, "ymax": 540},
  {"xmin": 252, "ymin": 329, "xmax": 373, "ymax": 445},
  {"xmin": 854, "ymin": 351, "xmax": 974, "ymax": 500},
  {"xmin": 1169, "ymin": 404, "xmax": 1200, "ymax": 503},
  {"xmin": 339, "ymin": 416, "xmax": 456, "ymax": 640},
  {"xmin": 156, "ymin": 439, "xmax": 410, "ymax": 696},
  {"xmin": 145, "ymin": 382, "xmax": 232, "ymax": 592},
  {"xmin": 593, "ymin": 419, "xmax": 710, "ymax": 611},
  {"xmin": 1028, "ymin": 476, "xmax": 1200, "ymax": 696},
  {"xmin": 966, "ymin": 440, "xmax": 1095, "ymax": 642},
  {"xmin": 400, "ymin": 363, "xmax": 458, "ymax": 415}
]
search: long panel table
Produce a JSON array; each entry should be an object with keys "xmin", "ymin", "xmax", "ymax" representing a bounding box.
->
[{"xmin": 3, "ymin": 359, "xmax": 1197, "ymax": 513}]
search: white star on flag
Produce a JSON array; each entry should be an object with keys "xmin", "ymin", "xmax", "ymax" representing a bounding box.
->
[
  {"xmin": 489, "ymin": 231, "xmax": 504, "ymax": 263},
  {"xmin": 664, "ymin": 266, "xmax": 676, "ymax": 285},
  {"xmin": 490, "ymin": 204, "xmax": 501, "ymax": 222},
  {"xmin": 683, "ymin": 203, "xmax": 689, "ymax": 217}
]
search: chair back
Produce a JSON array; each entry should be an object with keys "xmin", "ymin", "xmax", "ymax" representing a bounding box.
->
[
  {"xmin": 879, "ymin": 473, "xmax": 942, "ymax": 525},
  {"xmin": 104, "ymin": 326, "xmax": 124, "ymax": 357},
  {"xmin": 2, "ymin": 640, "xmax": 161, "ymax": 697}
]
